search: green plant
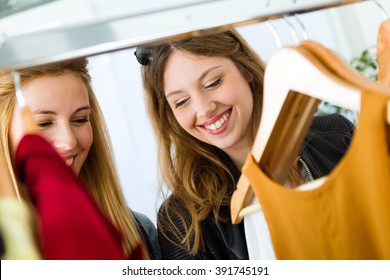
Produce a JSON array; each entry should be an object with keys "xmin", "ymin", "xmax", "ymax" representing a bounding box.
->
[
  {"xmin": 350, "ymin": 47, "xmax": 377, "ymax": 81},
  {"xmin": 315, "ymin": 46, "xmax": 377, "ymax": 123}
]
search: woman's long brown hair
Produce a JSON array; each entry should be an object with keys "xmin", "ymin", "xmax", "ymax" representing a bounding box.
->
[{"xmin": 142, "ymin": 30, "xmax": 266, "ymax": 254}]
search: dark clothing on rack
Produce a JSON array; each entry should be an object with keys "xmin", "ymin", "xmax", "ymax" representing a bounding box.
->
[{"xmin": 157, "ymin": 113, "xmax": 355, "ymax": 260}]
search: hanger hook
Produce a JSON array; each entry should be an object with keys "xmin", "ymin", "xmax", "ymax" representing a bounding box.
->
[
  {"xmin": 265, "ymin": 20, "xmax": 282, "ymax": 48},
  {"xmin": 12, "ymin": 71, "xmax": 26, "ymax": 107},
  {"xmin": 283, "ymin": 15, "xmax": 299, "ymax": 44},
  {"xmin": 0, "ymin": 31, "xmax": 5, "ymax": 51},
  {"xmin": 293, "ymin": 13, "xmax": 309, "ymax": 40},
  {"xmin": 371, "ymin": 0, "xmax": 389, "ymax": 20}
]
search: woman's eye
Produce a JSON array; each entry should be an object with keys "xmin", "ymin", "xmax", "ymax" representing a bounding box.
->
[
  {"xmin": 175, "ymin": 98, "xmax": 190, "ymax": 109},
  {"xmin": 37, "ymin": 121, "xmax": 53, "ymax": 129},
  {"xmin": 72, "ymin": 118, "xmax": 89, "ymax": 125},
  {"xmin": 205, "ymin": 78, "xmax": 222, "ymax": 90}
]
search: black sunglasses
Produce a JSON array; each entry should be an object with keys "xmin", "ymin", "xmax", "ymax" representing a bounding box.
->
[{"xmin": 134, "ymin": 47, "xmax": 153, "ymax": 66}]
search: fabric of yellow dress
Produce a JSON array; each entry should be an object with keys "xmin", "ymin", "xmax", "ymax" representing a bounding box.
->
[{"xmin": 242, "ymin": 92, "xmax": 390, "ymax": 259}]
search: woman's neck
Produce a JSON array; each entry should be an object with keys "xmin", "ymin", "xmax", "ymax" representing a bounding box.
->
[{"xmin": 224, "ymin": 145, "xmax": 252, "ymax": 170}]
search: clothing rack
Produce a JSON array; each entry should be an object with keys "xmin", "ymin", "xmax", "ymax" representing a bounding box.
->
[{"xmin": 0, "ymin": 0, "xmax": 367, "ymax": 73}]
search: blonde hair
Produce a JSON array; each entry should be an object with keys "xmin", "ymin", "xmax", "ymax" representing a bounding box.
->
[
  {"xmin": 0, "ymin": 59, "xmax": 146, "ymax": 257},
  {"xmin": 141, "ymin": 30, "xmax": 266, "ymax": 254}
]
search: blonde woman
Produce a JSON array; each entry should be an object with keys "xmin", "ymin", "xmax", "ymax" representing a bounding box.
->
[{"xmin": 1, "ymin": 59, "xmax": 159, "ymax": 259}]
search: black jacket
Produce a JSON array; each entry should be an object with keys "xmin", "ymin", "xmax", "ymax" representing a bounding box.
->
[
  {"xmin": 157, "ymin": 114, "xmax": 355, "ymax": 260},
  {"xmin": 133, "ymin": 211, "xmax": 161, "ymax": 259}
]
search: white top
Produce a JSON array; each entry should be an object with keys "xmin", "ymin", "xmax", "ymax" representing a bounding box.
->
[{"xmin": 243, "ymin": 196, "xmax": 275, "ymax": 260}]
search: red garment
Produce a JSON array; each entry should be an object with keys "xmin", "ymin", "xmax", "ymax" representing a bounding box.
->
[{"xmin": 15, "ymin": 134, "xmax": 126, "ymax": 260}]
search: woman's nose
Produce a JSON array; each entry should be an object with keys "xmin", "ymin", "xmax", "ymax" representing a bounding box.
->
[
  {"xmin": 52, "ymin": 125, "xmax": 77, "ymax": 151},
  {"xmin": 194, "ymin": 95, "xmax": 217, "ymax": 119}
]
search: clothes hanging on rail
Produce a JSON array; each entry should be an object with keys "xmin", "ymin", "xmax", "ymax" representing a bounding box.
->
[
  {"xmin": 15, "ymin": 134, "xmax": 128, "ymax": 260},
  {"xmin": 0, "ymin": 121, "xmax": 41, "ymax": 259},
  {"xmin": 0, "ymin": 197, "xmax": 42, "ymax": 259},
  {"xmin": 242, "ymin": 92, "xmax": 390, "ymax": 259},
  {"xmin": 243, "ymin": 113, "xmax": 355, "ymax": 259}
]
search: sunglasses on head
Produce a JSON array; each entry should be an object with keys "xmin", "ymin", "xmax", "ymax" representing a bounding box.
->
[{"xmin": 134, "ymin": 47, "xmax": 153, "ymax": 66}]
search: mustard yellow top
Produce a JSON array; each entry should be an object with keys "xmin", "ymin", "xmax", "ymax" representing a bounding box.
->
[{"xmin": 243, "ymin": 92, "xmax": 390, "ymax": 259}]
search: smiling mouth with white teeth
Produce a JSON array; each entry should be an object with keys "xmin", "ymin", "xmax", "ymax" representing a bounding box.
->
[{"xmin": 204, "ymin": 110, "xmax": 231, "ymax": 132}]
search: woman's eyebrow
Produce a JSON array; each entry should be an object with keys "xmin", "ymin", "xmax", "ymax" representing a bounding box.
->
[
  {"xmin": 165, "ymin": 65, "xmax": 222, "ymax": 98},
  {"xmin": 32, "ymin": 106, "xmax": 91, "ymax": 116},
  {"xmin": 32, "ymin": 110, "xmax": 56, "ymax": 115},
  {"xmin": 197, "ymin": 65, "xmax": 222, "ymax": 82},
  {"xmin": 73, "ymin": 105, "xmax": 91, "ymax": 114}
]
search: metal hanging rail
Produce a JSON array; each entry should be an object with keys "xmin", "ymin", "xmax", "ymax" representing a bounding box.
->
[{"xmin": 0, "ymin": 0, "xmax": 367, "ymax": 72}]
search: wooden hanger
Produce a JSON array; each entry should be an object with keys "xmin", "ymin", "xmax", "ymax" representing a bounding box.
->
[
  {"xmin": 373, "ymin": 0, "xmax": 390, "ymax": 86},
  {"xmin": 12, "ymin": 71, "xmax": 39, "ymax": 135},
  {"xmin": 0, "ymin": 73, "xmax": 23, "ymax": 198},
  {"xmin": 0, "ymin": 144, "xmax": 16, "ymax": 198},
  {"xmin": 300, "ymin": 40, "xmax": 390, "ymax": 124},
  {"xmin": 231, "ymin": 43, "xmax": 390, "ymax": 224},
  {"xmin": 0, "ymin": 72, "xmax": 39, "ymax": 199},
  {"xmin": 377, "ymin": 19, "xmax": 390, "ymax": 86}
]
